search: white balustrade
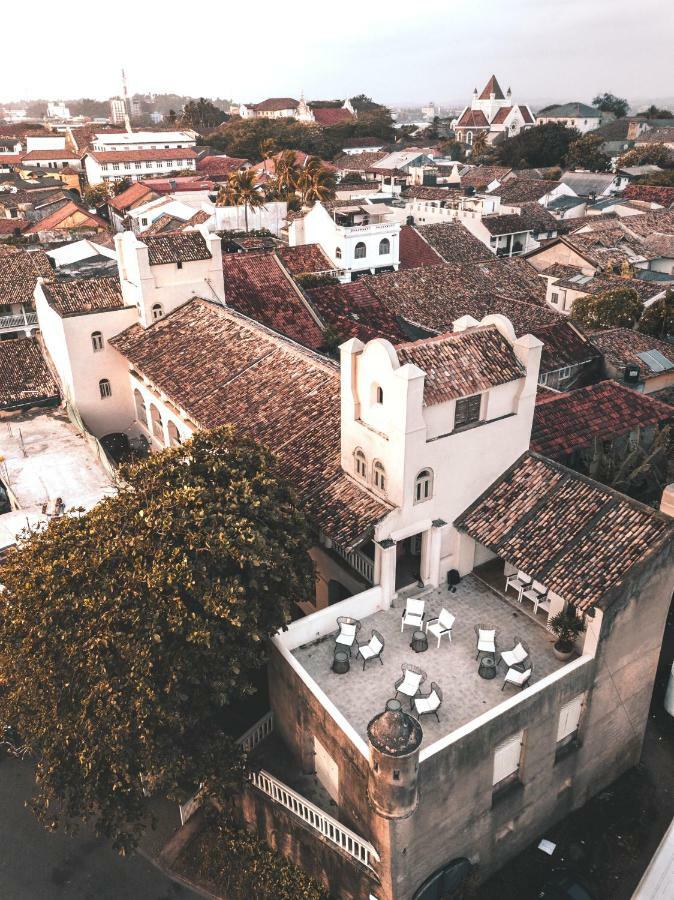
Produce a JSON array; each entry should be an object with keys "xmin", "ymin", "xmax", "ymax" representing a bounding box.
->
[
  {"xmin": 0, "ymin": 311, "xmax": 38, "ymax": 330},
  {"xmin": 333, "ymin": 542, "xmax": 374, "ymax": 583},
  {"xmin": 237, "ymin": 710, "xmax": 274, "ymax": 752}
]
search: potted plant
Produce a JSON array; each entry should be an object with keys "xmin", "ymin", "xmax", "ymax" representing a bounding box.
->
[{"xmin": 549, "ymin": 607, "xmax": 584, "ymax": 660}]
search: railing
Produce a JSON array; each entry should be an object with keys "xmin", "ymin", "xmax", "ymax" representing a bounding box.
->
[
  {"xmin": 333, "ymin": 542, "xmax": 374, "ymax": 583},
  {"xmin": 250, "ymin": 768, "xmax": 379, "ymax": 870},
  {"xmin": 340, "ymin": 222, "xmax": 394, "ymax": 234},
  {"xmin": 0, "ymin": 311, "xmax": 38, "ymax": 330},
  {"xmin": 237, "ymin": 710, "xmax": 274, "ymax": 752}
]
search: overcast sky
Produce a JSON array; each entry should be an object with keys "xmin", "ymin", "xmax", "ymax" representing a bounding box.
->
[{"xmin": 3, "ymin": 0, "xmax": 672, "ymax": 108}]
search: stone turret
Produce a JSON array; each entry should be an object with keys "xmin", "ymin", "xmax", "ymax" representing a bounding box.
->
[{"xmin": 367, "ymin": 700, "xmax": 422, "ymax": 818}]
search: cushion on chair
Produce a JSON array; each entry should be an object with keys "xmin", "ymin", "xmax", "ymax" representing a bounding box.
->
[{"xmin": 370, "ymin": 636, "xmax": 383, "ymax": 654}]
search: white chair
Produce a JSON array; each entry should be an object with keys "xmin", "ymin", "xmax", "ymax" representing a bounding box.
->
[
  {"xmin": 401, "ymin": 597, "xmax": 425, "ymax": 633},
  {"xmin": 425, "ymin": 608, "xmax": 455, "ymax": 648},
  {"xmin": 357, "ymin": 630, "xmax": 384, "ymax": 670},
  {"xmin": 475, "ymin": 625, "xmax": 497, "ymax": 660},
  {"xmin": 335, "ymin": 616, "xmax": 360, "ymax": 656},
  {"xmin": 522, "ymin": 581, "xmax": 548, "ymax": 614},
  {"xmin": 502, "ymin": 664, "xmax": 533, "ymax": 692},
  {"xmin": 414, "ymin": 682, "xmax": 443, "ymax": 723},
  {"xmin": 500, "ymin": 639, "xmax": 529, "ymax": 671},
  {"xmin": 505, "ymin": 570, "xmax": 531, "ymax": 602},
  {"xmin": 394, "ymin": 663, "xmax": 427, "ymax": 708}
]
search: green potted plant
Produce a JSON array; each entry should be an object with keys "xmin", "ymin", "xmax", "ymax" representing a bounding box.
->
[{"xmin": 549, "ymin": 607, "xmax": 584, "ymax": 660}]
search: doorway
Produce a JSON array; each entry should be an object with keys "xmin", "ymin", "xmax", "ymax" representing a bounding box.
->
[{"xmin": 395, "ymin": 534, "xmax": 423, "ymax": 590}]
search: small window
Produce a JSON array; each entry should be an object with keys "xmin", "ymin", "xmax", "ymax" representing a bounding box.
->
[
  {"xmin": 335, "ymin": 247, "xmax": 342, "ymax": 260},
  {"xmin": 414, "ymin": 469, "xmax": 433, "ymax": 503},
  {"xmin": 556, "ymin": 695, "xmax": 584, "ymax": 754},
  {"xmin": 454, "ymin": 394, "xmax": 482, "ymax": 429},
  {"xmin": 177, "ymin": 260, "xmax": 183, "ymax": 270},
  {"xmin": 379, "ymin": 238, "xmax": 390, "ymax": 256},
  {"xmin": 373, "ymin": 384, "xmax": 384, "ymax": 405},
  {"xmin": 152, "ymin": 303, "xmax": 163, "ymax": 321},
  {"xmin": 493, "ymin": 730, "xmax": 524, "ymax": 791},
  {"xmin": 373, "ymin": 460, "xmax": 386, "ymax": 492},
  {"xmin": 150, "ymin": 404, "xmax": 164, "ymax": 444},
  {"xmin": 551, "ymin": 291, "xmax": 559, "ymax": 305},
  {"xmin": 141, "ymin": 217, "xmax": 148, "ymax": 226},
  {"xmin": 91, "ymin": 330, "xmax": 103, "ymax": 352},
  {"xmin": 134, "ymin": 388, "xmax": 147, "ymax": 426},
  {"xmin": 354, "ymin": 448, "xmax": 367, "ymax": 479},
  {"xmin": 167, "ymin": 420, "xmax": 182, "ymax": 447},
  {"xmin": 354, "ymin": 241, "xmax": 366, "ymax": 259},
  {"xmin": 99, "ymin": 378, "xmax": 112, "ymax": 399}
]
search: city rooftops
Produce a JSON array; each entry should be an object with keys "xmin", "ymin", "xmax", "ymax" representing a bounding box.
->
[{"xmin": 41, "ymin": 276, "xmax": 127, "ymax": 317}]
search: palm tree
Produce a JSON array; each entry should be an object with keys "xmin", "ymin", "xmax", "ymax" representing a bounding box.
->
[
  {"xmin": 297, "ymin": 157, "xmax": 337, "ymax": 205},
  {"xmin": 258, "ymin": 138, "xmax": 278, "ymax": 161},
  {"xmin": 272, "ymin": 149, "xmax": 300, "ymax": 199},
  {"xmin": 471, "ymin": 131, "xmax": 488, "ymax": 158},
  {"xmin": 217, "ymin": 170, "xmax": 266, "ymax": 232}
]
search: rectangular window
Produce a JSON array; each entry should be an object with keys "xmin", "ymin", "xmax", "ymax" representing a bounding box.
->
[
  {"xmin": 558, "ymin": 366, "xmax": 572, "ymax": 381},
  {"xmin": 557, "ymin": 695, "xmax": 584, "ymax": 752},
  {"xmin": 146, "ymin": 162, "xmax": 152, "ymax": 168},
  {"xmin": 112, "ymin": 163, "xmax": 120, "ymax": 171},
  {"xmin": 493, "ymin": 730, "xmax": 524, "ymax": 792},
  {"xmin": 551, "ymin": 292, "xmax": 559, "ymax": 305},
  {"xmin": 134, "ymin": 162, "xmax": 142, "ymax": 169},
  {"xmin": 454, "ymin": 394, "xmax": 482, "ymax": 429}
]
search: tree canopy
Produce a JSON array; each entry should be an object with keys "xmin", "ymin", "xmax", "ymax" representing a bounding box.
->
[
  {"xmin": 565, "ymin": 133, "xmax": 611, "ymax": 172},
  {"xmin": 636, "ymin": 105, "xmax": 674, "ymax": 119},
  {"xmin": 617, "ymin": 143, "xmax": 673, "ymax": 169},
  {"xmin": 637, "ymin": 289, "xmax": 674, "ymax": 339},
  {"xmin": 180, "ymin": 98, "xmax": 228, "ymax": 130},
  {"xmin": 496, "ymin": 123, "xmax": 579, "ymax": 168},
  {"xmin": 592, "ymin": 92, "xmax": 629, "ymax": 118},
  {"xmin": 570, "ymin": 285, "xmax": 643, "ymax": 330},
  {"xmin": 0, "ymin": 427, "xmax": 314, "ymax": 852}
]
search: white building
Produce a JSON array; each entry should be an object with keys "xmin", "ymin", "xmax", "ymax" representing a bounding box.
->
[
  {"xmin": 288, "ymin": 200, "xmax": 400, "ymax": 281},
  {"xmin": 47, "ymin": 101, "xmax": 71, "ymax": 120},
  {"xmin": 536, "ymin": 103, "xmax": 603, "ymax": 134},
  {"xmin": 453, "ymin": 75, "xmax": 535, "ymax": 146},
  {"xmin": 90, "ymin": 131, "xmax": 196, "ymax": 152},
  {"xmin": 110, "ymin": 98, "xmax": 127, "ymax": 125},
  {"xmin": 84, "ymin": 148, "xmax": 197, "ymax": 185}
]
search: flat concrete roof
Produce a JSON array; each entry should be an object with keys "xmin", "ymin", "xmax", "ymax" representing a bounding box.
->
[{"xmin": 0, "ymin": 407, "xmax": 116, "ymax": 549}]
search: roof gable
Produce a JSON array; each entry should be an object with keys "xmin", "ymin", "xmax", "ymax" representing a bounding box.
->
[{"xmin": 479, "ymin": 75, "xmax": 505, "ymax": 100}]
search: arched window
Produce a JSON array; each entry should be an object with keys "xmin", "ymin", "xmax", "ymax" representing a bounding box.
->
[
  {"xmin": 354, "ymin": 448, "xmax": 367, "ymax": 479},
  {"xmin": 414, "ymin": 468, "xmax": 433, "ymax": 503},
  {"xmin": 134, "ymin": 388, "xmax": 147, "ymax": 426},
  {"xmin": 335, "ymin": 247, "xmax": 342, "ymax": 259},
  {"xmin": 354, "ymin": 241, "xmax": 366, "ymax": 259},
  {"xmin": 372, "ymin": 384, "xmax": 384, "ymax": 405},
  {"xmin": 91, "ymin": 330, "xmax": 103, "ymax": 352},
  {"xmin": 466, "ymin": 131, "xmax": 473, "ymax": 146},
  {"xmin": 379, "ymin": 238, "xmax": 390, "ymax": 256},
  {"xmin": 167, "ymin": 420, "xmax": 181, "ymax": 447},
  {"xmin": 151, "ymin": 303, "xmax": 163, "ymax": 321},
  {"xmin": 373, "ymin": 461, "xmax": 386, "ymax": 492},
  {"xmin": 99, "ymin": 378, "xmax": 111, "ymax": 399},
  {"xmin": 150, "ymin": 404, "xmax": 164, "ymax": 444}
]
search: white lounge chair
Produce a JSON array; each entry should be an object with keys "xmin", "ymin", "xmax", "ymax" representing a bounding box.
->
[
  {"xmin": 500, "ymin": 638, "xmax": 529, "ymax": 671},
  {"xmin": 357, "ymin": 630, "xmax": 384, "ymax": 670},
  {"xmin": 414, "ymin": 682, "xmax": 443, "ymax": 723},
  {"xmin": 505, "ymin": 570, "xmax": 531, "ymax": 602},
  {"xmin": 522, "ymin": 581, "xmax": 548, "ymax": 614},
  {"xmin": 502, "ymin": 664, "xmax": 533, "ymax": 692},
  {"xmin": 425, "ymin": 608, "xmax": 455, "ymax": 648},
  {"xmin": 475, "ymin": 624, "xmax": 497, "ymax": 660},
  {"xmin": 394, "ymin": 663, "xmax": 427, "ymax": 708},
  {"xmin": 335, "ymin": 616, "xmax": 361, "ymax": 656},
  {"xmin": 401, "ymin": 597, "xmax": 425, "ymax": 633}
]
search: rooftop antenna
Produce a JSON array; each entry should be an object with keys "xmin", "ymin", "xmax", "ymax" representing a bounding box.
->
[{"xmin": 121, "ymin": 67, "xmax": 133, "ymax": 134}]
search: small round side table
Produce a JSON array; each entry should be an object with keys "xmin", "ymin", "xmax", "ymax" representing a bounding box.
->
[
  {"xmin": 478, "ymin": 656, "xmax": 496, "ymax": 679},
  {"xmin": 332, "ymin": 649, "xmax": 350, "ymax": 674},
  {"xmin": 410, "ymin": 630, "xmax": 428, "ymax": 653}
]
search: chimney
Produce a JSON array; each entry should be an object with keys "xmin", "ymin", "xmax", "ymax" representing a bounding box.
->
[{"xmin": 660, "ymin": 485, "xmax": 674, "ymax": 518}]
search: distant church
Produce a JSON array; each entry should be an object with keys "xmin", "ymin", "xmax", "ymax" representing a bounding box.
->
[{"xmin": 452, "ymin": 75, "xmax": 535, "ymax": 146}]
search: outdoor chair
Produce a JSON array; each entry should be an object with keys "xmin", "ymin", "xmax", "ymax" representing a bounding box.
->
[
  {"xmin": 414, "ymin": 682, "xmax": 443, "ymax": 723},
  {"xmin": 425, "ymin": 608, "xmax": 455, "ymax": 648},
  {"xmin": 335, "ymin": 616, "xmax": 361, "ymax": 656},
  {"xmin": 401, "ymin": 597, "xmax": 425, "ymax": 633},
  {"xmin": 357, "ymin": 629, "xmax": 385, "ymax": 670},
  {"xmin": 522, "ymin": 580, "xmax": 548, "ymax": 614},
  {"xmin": 499, "ymin": 637, "xmax": 530, "ymax": 671},
  {"xmin": 502, "ymin": 662, "xmax": 534, "ymax": 692},
  {"xmin": 505, "ymin": 570, "xmax": 531, "ymax": 602},
  {"xmin": 475, "ymin": 624, "xmax": 498, "ymax": 660},
  {"xmin": 394, "ymin": 663, "xmax": 427, "ymax": 708}
]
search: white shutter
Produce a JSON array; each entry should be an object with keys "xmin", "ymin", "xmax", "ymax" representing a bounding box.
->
[
  {"xmin": 314, "ymin": 736, "xmax": 339, "ymax": 802},
  {"xmin": 557, "ymin": 695, "xmax": 584, "ymax": 742},
  {"xmin": 493, "ymin": 731, "xmax": 523, "ymax": 785}
]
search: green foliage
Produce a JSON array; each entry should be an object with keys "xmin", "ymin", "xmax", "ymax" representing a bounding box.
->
[
  {"xmin": 633, "ymin": 170, "xmax": 674, "ymax": 187},
  {"xmin": 0, "ymin": 427, "xmax": 313, "ymax": 852},
  {"xmin": 617, "ymin": 143, "xmax": 673, "ymax": 169},
  {"xmin": 112, "ymin": 177, "xmax": 132, "ymax": 196},
  {"xmin": 585, "ymin": 424, "xmax": 672, "ymax": 503},
  {"xmin": 83, "ymin": 184, "xmax": 111, "ymax": 208},
  {"xmin": 180, "ymin": 97, "xmax": 228, "ymax": 131},
  {"xmin": 217, "ymin": 170, "xmax": 267, "ymax": 231},
  {"xmin": 637, "ymin": 290, "xmax": 674, "ymax": 339},
  {"xmin": 635, "ymin": 105, "xmax": 674, "ymax": 119},
  {"xmin": 549, "ymin": 607, "xmax": 584, "ymax": 651},
  {"xmin": 592, "ymin": 92, "xmax": 629, "ymax": 118},
  {"xmin": 349, "ymin": 94, "xmax": 382, "ymax": 112},
  {"xmin": 565, "ymin": 133, "xmax": 611, "ymax": 172},
  {"xmin": 178, "ymin": 813, "xmax": 330, "ymax": 899},
  {"xmin": 439, "ymin": 140, "xmax": 466, "ymax": 162},
  {"xmin": 570, "ymin": 285, "xmax": 642, "ymax": 330},
  {"xmin": 496, "ymin": 123, "xmax": 580, "ymax": 168}
]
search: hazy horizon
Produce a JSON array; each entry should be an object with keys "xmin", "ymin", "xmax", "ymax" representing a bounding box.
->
[{"xmin": 2, "ymin": 0, "xmax": 672, "ymax": 108}]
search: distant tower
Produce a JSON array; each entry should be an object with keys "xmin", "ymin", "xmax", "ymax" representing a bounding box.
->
[
  {"xmin": 121, "ymin": 68, "xmax": 133, "ymax": 133},
  {"xmin": 367, "ymin": 700, "xmax": 422, "ymax": 818}
]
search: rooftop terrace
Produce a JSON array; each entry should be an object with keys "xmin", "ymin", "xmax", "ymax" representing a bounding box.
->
[{"xmin": 291, "ymin": 574, "xmax": 567, "ymax": 751}]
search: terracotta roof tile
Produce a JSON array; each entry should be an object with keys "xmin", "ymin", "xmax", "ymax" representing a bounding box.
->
[
  {"xmin": 42, "ymin": 277, "xmax": 126, "ymax": 317},
  {"xmin": 623, "ymin": 184, "xmax": 674, "ymax": 207},
  {"xmin": 21, "ymin": 149, "xmax": 80, "ymax": 161},
  {"xmin": 0, "ymin": 248, "xmax": 53, "ymax": 305},
  {"xmin": 24, "ymin": 201, "xmax": 109, "ymax": 235},
  {"xmin": 333, "ymin": 152, "xmax": 387, "ymax": 172},
  {"xmin": 312, "ymin": 107, "xmax": 353, "ymax": 126},
  {"xmin": 479, "ymin": 76, "xmax": 505, "ymax": 100},
  {"xmin": 108, "ymin": 181, "xmax": 156, "ymax": 212},
  {"xmin": 145, "ymin": 231, "xmax": 211, "ymax": 265},
  {"xmin": 456, "ymin": 452, "xmax": 674, "ymax": 611},
  {"xmin": 460, "ymin": 166, "xmax": 512, "ymax": 190},
  {"xmin": 88, "ymin": 148, "xmax": 197, "ymax": 164},
  {"xmin": 276, "ymin": 244, "xmax": 334, "ymax": 276},
  {"xmin": 415, "ymin": 223, "xmax": 493, "ymax": 264},
  {"xmin": 399, "ymin": 225, "xmax": 446, "ymax": 269},
  {"xmin": 589, "ymin": 328, "xmax": 674, "ymax": 380},
  {"xmin": 0, "ymin": 338, "xmax": 59, "ymax": 409},
  {"xmin": 493, "ymin": 179, "xmax": 561, "ymax": 204},
  {"xmin": 307, "ymin": 281, "xmax": 408, "ymax": 344},
  {"xmin": 196, "ymin": 155, "xmax": 249, "ymax": 177},
  {"xmin": 456, "ymin": 109, "xmax": 489, "ymax": 128}
]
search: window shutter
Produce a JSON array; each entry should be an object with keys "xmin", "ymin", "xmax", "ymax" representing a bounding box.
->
[
  {"xmin": 493, "ymin": 731, "xmax": 523, "ymax": 785},
  {"xmin": 557, "ymin": 695, "xmax": 583, "ymax": 742}
]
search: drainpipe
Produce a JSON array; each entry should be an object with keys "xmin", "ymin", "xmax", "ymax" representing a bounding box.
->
[{"xmin": 659, "ymin": 484, "xmax": 674, "ymax": 717}]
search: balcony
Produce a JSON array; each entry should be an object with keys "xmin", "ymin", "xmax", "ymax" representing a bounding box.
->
[{"xmin": 0, "ymin": 311, "xmax": 38, "ymax": 332}]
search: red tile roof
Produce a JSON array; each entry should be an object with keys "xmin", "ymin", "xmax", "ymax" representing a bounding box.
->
[
  {"xmin": 531, "ymin": 380, "xmax": 673, "ymax": 460},
  {"xmin": 0, "ymin": 248, "xmax": 52, "ymax": 305},
  {"xmin": 307, "ymin": 281, "xmax": 408, "ymax": 344},
  {"xmin": 42, "ymin": 277, "xmax": 126, "ymax": 317},
  {"xmin": 456, "ymin": 452, "xmax": 674, "ymax": 611},
  {"xmin": 399, "ymin": 225, "xmax": 445, "ymax": 269},
  {"xmin": 312, "ymin": 107, "xmax": 353, "ymax": 126},
  {"xmin": 623, "ymin": 184, "xmax": 674, "ymax": 207},
  {"xmin": 88, "ymin": 148, "xmax": 197, "ymax": 164},
  {"xmin": 491, "ymin": 106, "xmax": 514, "ymax": 125},
  {"xmin": 275, "ymin": 244, "xmax": 334, "ymax": 276},
  {"xmin": 397, "ymin": 326, "xmax": 524, "ymax": 405},
  {"xmin": 24, "ymin": 200, "xmax": 108, "ymax": 234},
  {"xmin": 21, "ymin": 149, "xmax": 80, "ymax": 161},
  {"xmin": 0, "ymin": 337, "xmax": 59, "ymax": 409},
  {"xmin": 534, "ymin": 320, "xmax": 602, "ymax": 374},
  {"xmin": 0, "ymin": 218, "xmax": 28, "ymax": 235},
  {"xmin": 479, "ymin": 75, "xmax": 505, "ymax": 100},
  {"xmin": 456, "ymin": 109, "xmax": 489, "ymax": 129},
  {"xmin": 108, "ymin": 181, "xmax": 156, "ymax": 212},
  {"xmin": 494, "ymin": 178, "xmax": 561, "ymax": 204},
  {"xmin": 109, "ymin": 299, "xmax": 392, "ymax": 549},
  {"xmin": 196, "ymin": 155, "xmax": 249, "ymax": 177},
  {"xmin": 145, "ymin": 231, "xmax": 212, "ymax": 265},
  {"xmin": 222, "ymin": 252, "xmax": 325, "ymax": 349},
  {"xmin": 247, "ymin": 98, "xmax": 299, "ymax": 112},
  {"xmin": 589, "ymin": 328, "xmax": 674, "ymax": 380},
  {"xmin": 519, "ymin": 105, "xmax": 534, "ymax": 124},
  {"xmin": 461, "ymin": 166, "xmax": 512, "ymax": 190},
  {"xmin": 416, "ymin": 223, "xmax": 494, "ymax": 264}
]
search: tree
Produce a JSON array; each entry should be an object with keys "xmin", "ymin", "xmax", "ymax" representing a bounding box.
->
[
  {"xmin": 84, "ymin": 184, "xmax": 111, "ymax": 208},
  {"xmin": 570, "ymin": 285, "xmax": 642, "ymax": 330},
  {"xmin": 271, "ymin": 149, "xmax": 301, "ymax": 198},
  {"xmin": 636, "ymin": 105, "xmax": 674, "ymax": 119},
  {"xmin": 180, "ymin": 97, "xmax": 227, "ymax": 131},
  {"xmin": 349, "ymin": 94, "xmax": 382, "ymax": 112},
  {"xmin": 565, "ymin": 133, "xmax": 611, "ymax": 172},
  {"xmin": 470, "ymin": 131, "xmax": 489, "ymax": 160},
  {"xmin": 217, "ymin": 169, "xmax": 267, "ymax": 231},
  {"xmin": 496, "ymin": 123, "xmax": 579, "ymax": 168},
  {"xmin": 585, "ymin": 424, "xmax": 671, "ymax": 503},
  {"xmin": 592, "ymin": 93, "xmax": 629, "ymax": 119},
  {"xmin": 167, "ymin": 109, "xmax": 177, "ymax": 125},
  {"xmin": 616, "ymin": 143, "xmax": 673, "ymax": 169},
  {"xmin": 0, "ymin": 427, "xmax": 313, "ymax": 852},
  {"xmin": 439, "ymin": 140, "xmax": 466, "ymax": 162},
  {"xmin": 296, "ymin": 157, "xmax": 337, "ymax": 205},
  {"xmin": 637, "ymin": 289, "xmax": 674, "ymax": 339},
  {"xmin": 112, "ymin": 178, "xmax": 132, "ymax": 196}
]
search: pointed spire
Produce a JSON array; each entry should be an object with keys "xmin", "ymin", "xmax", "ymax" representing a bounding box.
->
[{"xmin": 479, "ymin": 75, "xmax": 505, "ymax": 101}]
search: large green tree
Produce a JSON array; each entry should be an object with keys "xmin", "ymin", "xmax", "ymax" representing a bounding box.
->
[
  {"xmin": 637, "ymin": 289, "xmax": 674, "ymax": 339},
  {"xmin": 571, "ymin": 285, "xmax": 643, "ymax": 330},
  {"xmin": 180, "ymin": 98, "xmax": 228, "ymax": 131},
  {"xmin": 592, "ymin": 92, "xmax": 629, "ymax": 118},
  {"xmin": 617, "ymin": 143, "xmax": 673, "ymax": 169},
  {"xmin": 0, "ymin": 427, "xmax": 313, "ymax": 852},
  {"xmin": 217, "ymin": 169, "xmax": 267, "ymax": 231},
  {"xmin": 496, "ymin": 123, "xmax": 579, "ymax": 168},
  {"xmin": 565, "ymin": 133, "xmax": 611, "ymax": 172}
]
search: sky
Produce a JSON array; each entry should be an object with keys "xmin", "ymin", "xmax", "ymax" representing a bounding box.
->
[{"xmin": 3, "ymin": 0, "xmax": 672, "ymax": 108}]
